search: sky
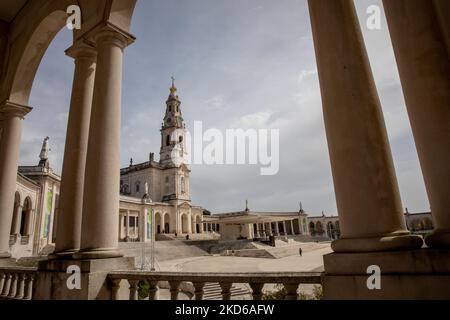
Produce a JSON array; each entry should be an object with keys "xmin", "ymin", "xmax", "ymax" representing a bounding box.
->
[{"xmin": 21, "ymin": 0, "xmax": 430, "ymax": 215}]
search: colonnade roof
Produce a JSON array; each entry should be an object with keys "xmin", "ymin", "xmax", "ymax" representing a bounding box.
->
[{"xmin": 205, "ymin": 211, "xmax": 304, "ymax": 225}]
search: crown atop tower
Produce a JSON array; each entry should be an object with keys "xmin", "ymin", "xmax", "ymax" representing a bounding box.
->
[{"xmin": 170, "ymin": 76, "xmax": 177, "ymax": 95}]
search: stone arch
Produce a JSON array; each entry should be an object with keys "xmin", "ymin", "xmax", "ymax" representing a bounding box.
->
[
  {"xmin": 20, "ymin": 196, "xmax": 33, "ymax": 236},
  {"xmin": 10, "ymin": 191, "xmax": 21, "ymax": 235},
  {"xmin": 327, "ymin": 221, "xmax": 335, "ymax": 238},
  {"xmin": 4, "ymin": 9, "xmax": 70, "ymax": 105},
  {"xmin": 316, "ymin": 221, "xmax": 323, "ymax": 235},
  {"xmin": 309, "ymin": 221, "xmax": 316, "ymax": 235},
  {"xmin": 155, "ymin": 212, "xmax": 162, "ymax": 234},
  {"xmin": 2, "ymin": 0, "xmax": 138, "ymax": 105},
  {"xmin": 195, "ymin": 215, "xmax": 202, "ymax": 234},
  {"xmin": 163, "ymin": 212, "xmax": 170, "ymax": 234}
]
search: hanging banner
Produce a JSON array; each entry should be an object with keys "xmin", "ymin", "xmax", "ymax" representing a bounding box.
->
[
  {"xmin": 147, "ymin": 208, "xmax": 153, "ymax": 240},
  {"xmin": 43, "ymin": 188, "xmax": 53, "ymax": 238}
]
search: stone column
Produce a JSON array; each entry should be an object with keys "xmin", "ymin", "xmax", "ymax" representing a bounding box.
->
[
  {"xmin": 54, "ymin": 42, "xmax": 97, "ymax": 257},
  {"xmin": 74, "ymin": 28, "xmax": 133, "ymax": 259},
  {"xmin": 290, "ymin": 220, "xmax": 295, "ymax": 235},
  {"xmin": 283, "ymin": 221, "xmax": 287, "ymax": 236},
  {"xmin": 119, "ymin": 214, "xmax": 124, "ymax": 240},
  {"xmin": 126, "ymin": 210, "xmax": 130, "ymax": 240},
  {"xmin": 0, "ymin": 102, "xmax": 32, "ymax": 258},
  {"xmin": 308, "ymin": 0, "xmax": 423, "ymax": 252},
  {"xmin": 255, "ymin": 223, "xmax": 260, "ymax": 238},
  {"xmin": 383, "ymin": 0, "xmax": 450, "ymax": 248}
]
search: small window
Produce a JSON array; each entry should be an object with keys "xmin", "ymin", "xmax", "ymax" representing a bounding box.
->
[
  {"xmin": 166, "ymin": 135, "xmax": 170, "ymax": 146},
  {"xmin": 136, "ymin": 182, "xmax": 140, "ymax": 193},
  {"xmin": 181, "ymin": 177, "xmax": 185, "ymax": 194},
  {"xmin": 179, "ymin": 136, "xmax": 183, "ymax": 143}
]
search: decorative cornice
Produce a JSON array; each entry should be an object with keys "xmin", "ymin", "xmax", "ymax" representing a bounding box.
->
[{"xmin": 0, "ymin": 100, "xmax": 32, "ymax": 119}]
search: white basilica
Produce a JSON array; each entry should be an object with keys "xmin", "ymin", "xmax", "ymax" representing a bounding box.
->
[{"xmin": 118, "ymin": 80, "xmax": 204, "ymax": 240}]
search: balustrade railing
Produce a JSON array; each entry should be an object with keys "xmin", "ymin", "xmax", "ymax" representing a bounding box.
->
[
  {"xmin": 0, "ymin": 267, "xmax": 36, "ymax": 300},
  {"xmin": 108, "ymin": 271, "xmax": 322, "ymax": 300}
]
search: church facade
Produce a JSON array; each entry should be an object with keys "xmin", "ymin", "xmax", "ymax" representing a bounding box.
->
[{"xmin": 118, "ymin": 81, "xmax": 204, "ymax": 240}]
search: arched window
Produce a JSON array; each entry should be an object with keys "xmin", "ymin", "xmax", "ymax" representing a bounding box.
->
[
  {"xmin": 136, "ymin": 181, "xmax": 140, "ymax": 193},
  {"xmin": 179, "ymin": 136, "xmax": 183, "ymax": 143},
  {"xmin": 166, "ymin": 135, "xmax": 170, "ymax": 146}
]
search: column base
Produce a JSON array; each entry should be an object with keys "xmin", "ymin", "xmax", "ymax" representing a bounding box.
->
[
  {"xmin": 425, "ymin": 230, "xmax": 450, "ymax": 249},
  {"xmin": 331, "ymin": 232, "xmax": 424, "ymax": 253},
  {"xmin": 323, "ymin": 249, "xmax": 450, "ymax": 299},
  {"xmin": 73, "ymin": 248, "xmax": 123, "ymax": 260},
  {"xmin": 48, "ymin": 250, "xmax": 79, "ymax": 260},
  {"xmin": 34, "ymin": 257, "xmax": 134, "ymax": 300}
]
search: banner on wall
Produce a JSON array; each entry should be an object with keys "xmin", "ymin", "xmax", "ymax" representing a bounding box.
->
[
  {"xmin": 147, "ymin": 208, "xmax": 153, "ymax": 240},
  {"xmin": 43, "ymin": 188, "xmax": 53, "ymax": 238}
]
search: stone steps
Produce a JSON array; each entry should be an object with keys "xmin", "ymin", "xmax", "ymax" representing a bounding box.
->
[{"xmin": 202, "ymin": 282, "xmax": 250, "ymax": 300}]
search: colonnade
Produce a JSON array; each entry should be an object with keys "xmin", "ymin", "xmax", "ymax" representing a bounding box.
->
[
  {"xmin": 308, "ymin": 0, "xmax": 448, "ymax": 252},
  {"xmin": 254, "ymin": 220, "xmax": 299, "ymax": 238},
  {"xmin": 0, "ymin": 24, "xmax": 135, "ymax": 260},
  {"xmin": 0, "ymin": 0, "xmax": 448, "ymax": 262}
]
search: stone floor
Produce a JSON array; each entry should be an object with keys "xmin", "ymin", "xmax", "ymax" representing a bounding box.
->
[{"xmin": 136, "ymin": 241, "xmax": 332, "ymax": 299}]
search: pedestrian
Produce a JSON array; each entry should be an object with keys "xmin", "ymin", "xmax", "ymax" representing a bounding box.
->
[{"xmin": 299, "ymin": 248, "xmax": 303, "ymax": 257}]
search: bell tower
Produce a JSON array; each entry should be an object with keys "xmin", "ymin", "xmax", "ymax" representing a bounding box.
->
[{"xmin": 160, "ymin": 77, "xmax": 187, "ymax": 167}]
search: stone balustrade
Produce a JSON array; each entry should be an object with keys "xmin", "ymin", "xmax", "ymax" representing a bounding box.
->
[
  {"xmin": 108, "ymin": 271, "xmax": 322, "ymax": 300},
  {"xmin": 0, "ymin": 267, "xmax": 36, "ymax": 300}
]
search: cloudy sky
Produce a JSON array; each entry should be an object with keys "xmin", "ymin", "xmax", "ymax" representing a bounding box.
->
[{"xmin": 22, "ymin": 0, "xmax": 429, "ymax": 215}]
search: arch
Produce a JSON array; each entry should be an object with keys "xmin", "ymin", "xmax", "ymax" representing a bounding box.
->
[
  {"xmin": 163, "ymin": 212, "xmax": 170, "ymax": 234},
  {"xmin": 135, "ymin": 181, "xmax": 140, "ymax": 193},
  {"xmin": 5, "ymin": 9, "xmax": 69, "ymax": 105},
  {"xmin": 155, "ymin": 212, "xmax": 162, "ymax": 234},
  {"xmin": 195, "ymin": 215, "xmax": 202, "ymax": 234},
  {"xmin": 181, "ymin": 214, "xmax": 189, "ymax": 234},
  {"xmin": 309, "ymin": 221, "xmax": 316, "ymax": 235},
  {"xmin": 20, "ymin": 197, "xmax": 33, "ymax": 236},
  {"xmin": 2, "ymin": 0, "xmax": 138, "ymax": 105},
  {"xmin": 327, "ymin": 221, "xmax": 335, "ymax": 238},
  {"xmin": 316, "ymin": 221, "xmax": 323, "ymax": 235},
  {"xmin": 10, "ymin": 191, "xmax": 21, "ymax": 235}
]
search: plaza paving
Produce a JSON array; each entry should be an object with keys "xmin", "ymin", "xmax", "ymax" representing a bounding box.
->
[{"xmin": 157, "ymin": 242, "xmax": 332, "ymax": 273}]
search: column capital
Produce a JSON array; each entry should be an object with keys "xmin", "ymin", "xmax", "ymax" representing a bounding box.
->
[
  {"xmin": 65, "ymin": 40, "xmax": 97, "ymax": 61},
  {"xmin": 0, "ymin": 101, "xmax": 32, "ymax": 120},
  {"xmin": 90, "ymin": 23, "xmax": 135, "ymax": 49}
]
